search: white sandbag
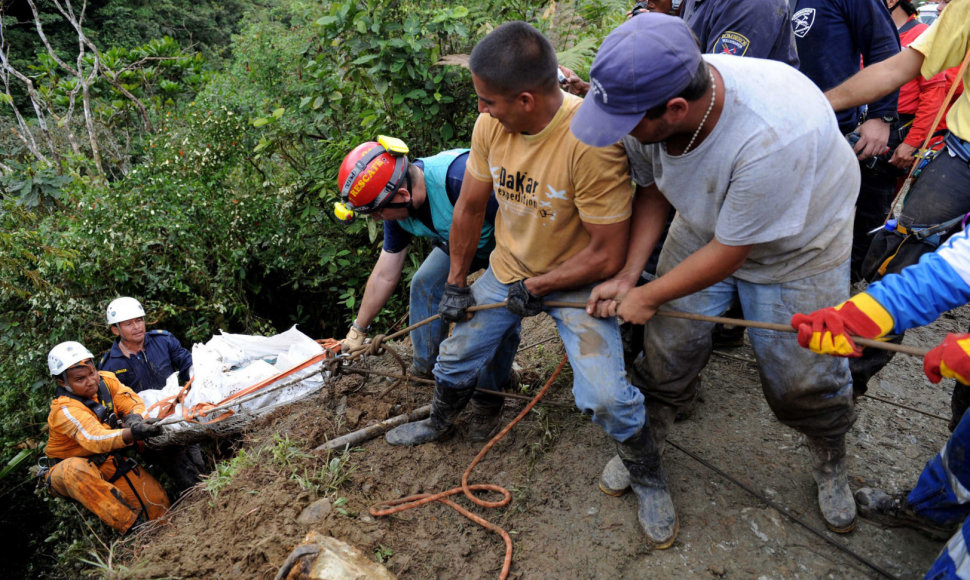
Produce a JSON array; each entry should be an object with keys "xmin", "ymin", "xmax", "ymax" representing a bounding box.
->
[{"xmin": 140, "ymin": 326, "xmax": 328, "ymax": 430}]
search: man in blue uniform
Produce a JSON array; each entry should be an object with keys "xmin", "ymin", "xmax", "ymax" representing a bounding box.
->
[
  {"xmin": 335, "ymin": 138, "xmax": 519, "ymax": 441},
  {"xmin": 99, "ymin": 296, "xmax": 202, "ymax": 492},
  {"xmin": 99, "ymin": 297, "xmax": 193, "ymax": 392},
  {"xmin": 792, "ymin": 0, "xmax": 901, "ymax": 288},
  {"xmin": 681, "ymin": 0, "xmax": 798, "ymax": 67}
]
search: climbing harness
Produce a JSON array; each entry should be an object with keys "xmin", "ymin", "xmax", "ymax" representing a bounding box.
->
[{"xmin": 55, "ymin": 378, "xmax": 119, "ymax": 429}]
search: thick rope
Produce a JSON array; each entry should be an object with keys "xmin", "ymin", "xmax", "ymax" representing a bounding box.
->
[
  {"xmin": 364, "ymin": 301, "xmax": 929, "ymax": 358},
  {"xmin": 154, "ymin": 300, "xmax": 929, "ymax": 428},
  {"xmin": 369, "ymin": 355, "xmax": 569, "ymax": 580}
]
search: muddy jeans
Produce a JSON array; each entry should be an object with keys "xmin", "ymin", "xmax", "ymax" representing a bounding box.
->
[
  {"xmin": 409, "ymin": 247, "xmax": 519, "ymax": 407},
  {"xmin": 632, "ymin": 242, "xmax": 856, "ymax": 438},
  {"xmin": 433, "ymin": 267, "xmax": 646, "ymax": 442}
]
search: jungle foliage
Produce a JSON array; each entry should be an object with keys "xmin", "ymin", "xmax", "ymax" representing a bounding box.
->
[{"xmin": 0, "ymin": 0, "xmax": 624, "ymax": 574}]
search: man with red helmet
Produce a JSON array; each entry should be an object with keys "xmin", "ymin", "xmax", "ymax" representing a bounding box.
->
[{"xmin": 335, "ymin": 136, "xmax": 519, "ymax": 441}]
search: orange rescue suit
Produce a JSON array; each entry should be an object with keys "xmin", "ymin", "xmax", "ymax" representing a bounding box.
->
[{"xmin": 44, "ymin": 371, "xmax": 169, "ymax": 533}]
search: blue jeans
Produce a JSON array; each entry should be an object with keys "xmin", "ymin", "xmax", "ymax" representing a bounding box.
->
[
  {"xmin": 634, "ymin": 240, "xmax": 856, "ymax": 438},
  {"xmin": 433, "ymin": 268, "xmax": 646, "ymax": 442},
  {"xmin": 409, "ymin": 248, "xmax": 517, "ymax": 398}
]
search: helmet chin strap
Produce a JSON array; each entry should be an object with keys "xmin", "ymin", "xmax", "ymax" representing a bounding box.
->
[{"xmin": 58, "ymin": 377, "xmax": 75, "ymax": 394}]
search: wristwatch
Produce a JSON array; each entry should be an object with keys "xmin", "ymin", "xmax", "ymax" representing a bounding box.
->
[{"xmin": 880, "ymin": 115, "xmax": 897, "ymax": 124}]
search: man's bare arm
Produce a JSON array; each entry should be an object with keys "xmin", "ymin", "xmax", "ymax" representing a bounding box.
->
[
  {"xmin": 353, "ymin": 249, "xmax": 408, "ymax": 329},
  {"xmin": 526, "ymin": 218, "xmax": 631, "ymax": 297},
  {"xmin": 616, "ymin": 240, "xmax": 752, "ymax": 324},
  {"xmin": 447, "ymin": 171, "xmax": 493, "ymax": 287},
  {"xmin": 827, "ymin": 48, "xmax": 925, "ymax": 112},
  {"xmin": 586, "ymin": 184, "xmax": 671, "ymax": 316}
]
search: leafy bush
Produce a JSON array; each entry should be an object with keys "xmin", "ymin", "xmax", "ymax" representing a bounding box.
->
[{"xmin": 0, "ymin": 0, "xmax": 623, "ymax": 574}]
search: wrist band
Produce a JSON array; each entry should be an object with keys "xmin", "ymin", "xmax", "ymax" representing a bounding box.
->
[{"xmin": 352, "ymin": 320, "xmax": 371, "ymax": 333}]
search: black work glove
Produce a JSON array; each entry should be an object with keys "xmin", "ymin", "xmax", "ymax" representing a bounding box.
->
[
  {"xmin": 123, "ymin": 413, "xmax": 144, "ymax": 428},
  {"xmin": 439, "ymin": 283, "xmax": 476, "ymax": 323},
  {"xmin": 507, "ymin": 279, "xmax": 543, "ymax": 317},
  {"xmin": 130, "ymin": 420, "xmax": 163, "ymax": 441}
]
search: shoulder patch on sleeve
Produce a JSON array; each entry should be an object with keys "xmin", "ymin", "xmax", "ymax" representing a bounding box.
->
[
  {"xmin": 149, "ymin": 329, "xmax": 172, "ymax": 336},
  {"xmin": 713, "ymin": 31, "xmax": 750, "ymax": 56}
]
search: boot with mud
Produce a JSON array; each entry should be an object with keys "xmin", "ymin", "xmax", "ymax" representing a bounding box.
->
[
  {"xmin": 386, "ymin": 383, "xmax": 474, "ymax": 446},
  {"xmin": 466, "ymin": 370, "xmax": 519, "ymax": 442},
  {"xmin": 600, "ymin": 403, "xmax": 676, "ymax": 496},
  {"xmin": 807, "ymin": 434, "xmax": 857, "ymax": 533},
  {"xmin": 618, "ymin": 427, "xmax": 678, "ymax": 548},
  {"xmin": 406, "ymin": 363, "xmax": 433, "ymax": 381},
  {"xmin": 855, "ymin": 487, "xmax": 954, "ymax": 540}
]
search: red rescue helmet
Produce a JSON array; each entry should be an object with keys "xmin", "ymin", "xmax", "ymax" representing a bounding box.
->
[{"xmin": 336, "ymin": 135, "xmax": 410, "ymax": 218}]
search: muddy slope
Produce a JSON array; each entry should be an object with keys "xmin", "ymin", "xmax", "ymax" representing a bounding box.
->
[{"xmin": 122, "ymin": 311, "xmax": 964, "ymax": 579}]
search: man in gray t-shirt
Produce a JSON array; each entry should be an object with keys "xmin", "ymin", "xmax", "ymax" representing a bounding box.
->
[{"xmin": 571, "ymin": 14, "xmax": 860, "ymax": 539}]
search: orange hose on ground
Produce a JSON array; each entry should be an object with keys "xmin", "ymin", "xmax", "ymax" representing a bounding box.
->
[{"xmin": 369, "ymin": 355, "xmax": 569, "ymax": 580}]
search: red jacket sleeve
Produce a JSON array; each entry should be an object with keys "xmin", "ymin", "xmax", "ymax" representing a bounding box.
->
[{"xmin": 904, "ymin": 72, "xmax": 949, "ymax": 148}]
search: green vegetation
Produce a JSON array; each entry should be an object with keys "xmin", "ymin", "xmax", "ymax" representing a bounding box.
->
[{"xmin": 0, "ymin": 0, "xmax": 626, "ymax": 574}]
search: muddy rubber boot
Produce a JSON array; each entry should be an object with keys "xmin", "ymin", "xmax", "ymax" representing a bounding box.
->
[
  {"xmin": 619, "ymin": 428, "xmax": 678, "ymax": 549},
  {"xmin": 466, "ymin": 396, "xmax": 503, "ymax": 442},
  {"xmin": 406, "ymin": 363, "xmax": 433, "ymax": 381},
  {"xmin": 855, "ymin": 487, "xmax": 954, "ymax": 540},
  {"xmin": 807, "ymin": 434, "xmax": 857, "ymax": 533},
  {"xmin": 386, "ymin": 383, "xmax": 474, "ymax": 446},
  {"xmin": 466, "ymin": 370, "xmax": 519, "ymax": 442},
  {"xmin": 599, "ymin": 404, "xmax": 676, "ymax": 496}
]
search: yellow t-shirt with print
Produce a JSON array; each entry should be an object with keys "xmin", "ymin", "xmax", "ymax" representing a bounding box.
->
[
  {"xmin": 465, "ymin": 92, "xmax": 633, "ymax": 284},
  {"xmin": 910, "ymin": 0, "xmax": 970, "ymax": 141}
]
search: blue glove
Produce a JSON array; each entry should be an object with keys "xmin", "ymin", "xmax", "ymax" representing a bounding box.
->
[
  {"xmin": 507, "ymin": 279, "xmax": 543, "ymax": 317},
  {"xmin": 439, "ymin": 283, "xmax": 475, "ymax": 323}
]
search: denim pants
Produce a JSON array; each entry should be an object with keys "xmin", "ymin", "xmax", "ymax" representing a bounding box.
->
[
  {"xmin": 910, "ymin": 410, "xmax": 970, "ymax": 579},
  {"xmin": 409, "ymin": 248, "xmax": 518, "ymax": 400},
  {"xmin": 433, "ymin": 267, "xmax": 646, "ymax": 442},
  {"xmin": 633, "ymin": 240, "xmax": 856, "ymax": 438}
]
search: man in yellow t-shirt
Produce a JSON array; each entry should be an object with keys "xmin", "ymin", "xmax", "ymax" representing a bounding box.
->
[
  {"xmin": 384, "ymin": 21, "xmax": 678, "ymax": 548},
  {"xmin": 825, "ymin": 0, "xmax": 970, "ymax": 426}
]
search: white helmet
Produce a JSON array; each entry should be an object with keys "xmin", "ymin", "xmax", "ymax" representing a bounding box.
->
[
  {"xmin": 106, "ymin": 297, "xmax": 145, "ymax": 325},
  {"xmin": 48, "ymin": 341, "xmax": 95, "ymax": 376}
]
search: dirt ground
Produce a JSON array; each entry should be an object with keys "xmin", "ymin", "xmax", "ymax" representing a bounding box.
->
[{"xmin": 120, "ymin": 308, "xmax": 968, "ymax": 579}]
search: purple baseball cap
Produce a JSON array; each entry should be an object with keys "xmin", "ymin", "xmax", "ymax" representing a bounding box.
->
[{"xmin": 571, "ymin": 13, "xmax": 702, "ymax": 147}]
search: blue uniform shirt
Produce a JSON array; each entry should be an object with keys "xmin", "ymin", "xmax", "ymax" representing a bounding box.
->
[
  {"xmin": 792, "ymin": 0, "xmax": 900, "ymax": 130},
  {"xmin": 681, "ymin": 0, "xmax": 799, "ymax": 67},
  {"xmin": 382, "ymin": 150, "xmax": 499, "ymax": 263},
  {"xmin": 99, "ymin": 329, "xmax": 193, "ymax": 392}
]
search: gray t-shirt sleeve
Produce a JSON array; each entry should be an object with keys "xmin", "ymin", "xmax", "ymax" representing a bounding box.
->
[
  {"xmin": 714, "ymin": 135, "xmax": 817, "ymax": 247},
  {"xmin": 622, "ymin": 136, "xmax": 658, "ymax": 188}
]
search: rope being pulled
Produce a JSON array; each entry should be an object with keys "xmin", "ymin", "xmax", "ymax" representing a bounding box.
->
[
  {"xmin": 153, "ymin": 300, "xmax": 927, "ymax": 428},
  {"xmin": 354, "ymin": 300, "xmax": 929, "ymax": 360}
]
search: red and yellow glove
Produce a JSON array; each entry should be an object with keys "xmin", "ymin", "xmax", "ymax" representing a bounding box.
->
[
  {"xmin": 924, "ymin": 333, "xmax": 970, "ymax": 385},
  {"xmin": 790, "ymin": 293, "xmax": 894, "ymax": 357}
]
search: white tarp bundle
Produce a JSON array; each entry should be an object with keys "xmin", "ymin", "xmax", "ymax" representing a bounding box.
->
[{"xmin": 138, "ymin": 326, "xmax": 329, "ymax": 444}]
